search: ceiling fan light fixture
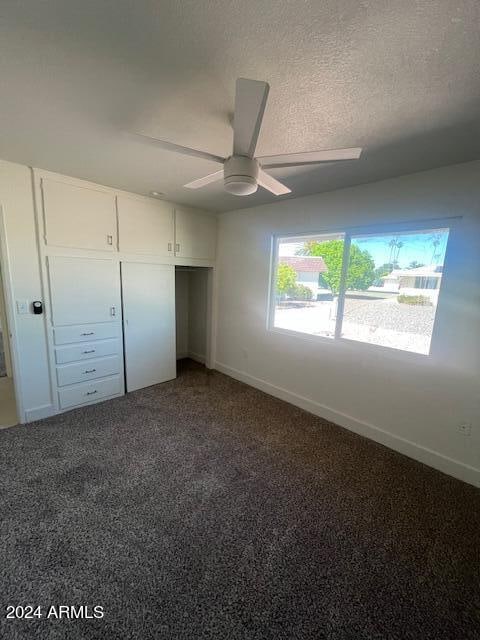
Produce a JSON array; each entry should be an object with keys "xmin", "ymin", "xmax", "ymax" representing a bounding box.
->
[
  {"xmin": 224, "ymin": 175, "xmax": 258, "ymax": 196},
  {"xmin": 223, "ymin": 155, "xmax": 259, "ymax": 196}
]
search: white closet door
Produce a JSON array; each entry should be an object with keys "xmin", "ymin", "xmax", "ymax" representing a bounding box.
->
[
  {"xmin": 122, "ymin": 262, "xmax": 176, "ymax": 391},
  {"xmin": 48, "ymin": 256, "xmax": 121, "ymax": 326}
]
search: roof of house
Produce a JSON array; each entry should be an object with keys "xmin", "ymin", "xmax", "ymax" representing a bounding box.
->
[
  {"xmin": 383, "ymin": 265, "xmax": 443, "ymax": 279},
  {"xmin": 280, "ymin": 256, "xmax": 327, "ymax": 273}
]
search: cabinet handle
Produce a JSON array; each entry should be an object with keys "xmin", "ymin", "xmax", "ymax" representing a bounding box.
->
[
  {"xmin": 175, "ymin": 243, "xmax": 180, "ymax": 253},
  {"xmin": 110, "ymin": 306, "xmax": 116, "ymax": 317},
  {"xmin": 83, "ymin": 349, "xmax": 96, "ymax": 354},
  {"xmin": 81, "ymin": 332, "xmax": 95, "ymax": 336},
  {"xmin": 84, "ymin": 369, "xmax": 97, "ymax": 374},
  {"xmin": 85, "ymin": 390, "xmax": 98, "ymax": 396},
  {"xmin": 168, "ymin": 242, "xmax": 172, "ymax": 252},
  {"xmin": 107, "ymin": 234, "xmax": 113, "ymax": 245}
]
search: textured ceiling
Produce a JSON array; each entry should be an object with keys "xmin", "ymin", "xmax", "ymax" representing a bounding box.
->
[{"xmin": 0, "ymin": 0, "xmax": 479, "ymax": 212}]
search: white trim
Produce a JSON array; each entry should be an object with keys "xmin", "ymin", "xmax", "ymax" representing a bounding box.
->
[
  {"xmin": 24, "ymin": 403, "xmax": 55, "ymax": 422},
  {"xmin": 214, "ymin": 361, "xmax": 480, "ymax": 488}
]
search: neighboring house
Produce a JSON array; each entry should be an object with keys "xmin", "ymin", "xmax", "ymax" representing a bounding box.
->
[
  {"xmin": 281, "ymin": 256, "xmax": 328, "ymax": 299},
  {"xmin": 381, "ymin": 265, "xmax": 443, "ymax": 304}
]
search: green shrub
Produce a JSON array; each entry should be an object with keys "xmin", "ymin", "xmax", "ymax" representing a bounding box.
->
[
  {"xmin": 289, "ymin": 284, "xmax": 313, "ymax": 301},
  {"xmin": 397, "ymin": 294, "xmax": 432, "ymax": 306}
]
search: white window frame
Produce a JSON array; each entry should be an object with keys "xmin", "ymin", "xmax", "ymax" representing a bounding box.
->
[{"xmin": 267, "ymin": 217, "xmax": 459, "ymax": 358}]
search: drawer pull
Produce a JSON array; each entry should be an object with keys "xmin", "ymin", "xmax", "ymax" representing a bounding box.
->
[
  {"xmin": 84, "ymin": 369, "xmax": 97, "ymax": 374},
  {"xmin": 81, "ymin": 332, "xmax": 95, "ymax": 336},
  {"xmin": 85, "ymin": 390, "xmax": 98, "ymax": 396},
  {"xmin": 83, "ymin": 349, "xmax": 96, "ymax": 354}
]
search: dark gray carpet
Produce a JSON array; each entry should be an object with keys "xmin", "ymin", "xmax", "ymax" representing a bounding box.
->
[{"xmin": 0, "ymin": 360, "xmax": 479, "ymax": 640}]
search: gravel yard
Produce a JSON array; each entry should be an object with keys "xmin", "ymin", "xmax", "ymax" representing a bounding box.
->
[
  {"xmin": 343, "ymin": 297, "xmax": 435, "ymax": 335},
  {"xmin": 274, "ymin": 296, "xmax": 436, "ymax": 354}
]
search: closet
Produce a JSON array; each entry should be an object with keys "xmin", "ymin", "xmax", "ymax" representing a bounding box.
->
[
  {"xmin": 175, "ymin": 267, "xmax": 210, "ymax": 364},
  {"xmin": 35, "ymin": 170, "xmax": 216, "ymax": 416}
]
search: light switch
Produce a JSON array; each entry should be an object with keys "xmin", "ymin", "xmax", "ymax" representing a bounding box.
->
[{"xmin": 16, "ymin": 300, "xmax": 29, "ymax": 314}]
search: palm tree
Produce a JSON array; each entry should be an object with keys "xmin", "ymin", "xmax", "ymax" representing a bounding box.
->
[{"xmin": 430, "ymin": 233, "xmax": 442, "ymax": 264}]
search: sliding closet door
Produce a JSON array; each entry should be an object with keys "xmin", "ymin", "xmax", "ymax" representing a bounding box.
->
[{"xmin": 122, "ymin": 262, "xmax": 176, "ymax": 391}]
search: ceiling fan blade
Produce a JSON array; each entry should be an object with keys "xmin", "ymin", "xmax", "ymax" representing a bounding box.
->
[
  {"xmin": 257, "ymin": 169, "xmax": 291, "ymax": 196},
  {"xmin": 233, "ymin": 78, "xmax": 270, "ymax": 158},
  {"xmin": 134, "ymin": 133, "xmax": 224, "ymax": 164},
  {"xmin": 184, "ymin": 170, "xmax": 224, "ymax": 189},
  {"xmin": 258, "ymin": 147, "xmax": 362, "ymax": 169}
]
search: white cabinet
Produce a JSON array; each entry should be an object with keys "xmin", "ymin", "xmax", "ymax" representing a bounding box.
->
[
  {"xmin": 122, "ymin": 262, "xmax": 176, "ymax": 391},
  {"xmin": 53, "ymin": 323, "xmax": 121, "ymax": 345},
  {"xmin": 47, "ymin": 255, "xmax": 124, "ymax": 411},
  {"xmin": 58, "ymin": 376, "xmax": 123, "ymax": 410},
  {"xmin": 47, "ymin": 256, "xmax": 120, "ymax": 326},
  {"xmin": 55, "ymin": 339, "xmax": 120, "ymax": 364},
  {"xmin": 117, "ymin": 196, "xmax": 174, "ymax": 257},
  {"xmin": 56, "ymin": 355, "xmax": 121, "ymax": 387},
  {"xmin": 174, "ymin": 206, "xmax": 217, "ymax": 261},
  {"xmin": 41, "ymin": 178, "xmax": 116, "ymax": 252}
]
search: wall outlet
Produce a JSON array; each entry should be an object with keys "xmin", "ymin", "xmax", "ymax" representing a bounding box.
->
[{"xmin": 458, "ymin": 422, "xmax": 472, "ymax": 437}]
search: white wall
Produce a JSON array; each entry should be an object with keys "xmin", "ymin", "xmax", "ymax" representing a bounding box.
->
[
  {"xmin": 215, "ymin": 161, "xmax": 480, "ymax": 487},
  {"xmin": 0, "ymin": 159, "xmax": 52, "ymax": 421}
]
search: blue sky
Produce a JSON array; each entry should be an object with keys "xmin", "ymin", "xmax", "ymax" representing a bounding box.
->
[
  {"xmin": 352, "ymin": 230, "xmax": 449, "ymax": 268},
  {"xmin": 280, "ymin": 228, "xmax": 449, "ymax": 268}
]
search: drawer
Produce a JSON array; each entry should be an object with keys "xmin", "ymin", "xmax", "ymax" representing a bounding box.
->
[
  {"xmin": 58, "ymin": 376, "xmax": 123, "ymax": 410},
  {"xmin": 53, "ymin": 322, "xmax": 120, "ymax": 345},
  {"xmin": 56, "ymin": 355, "xmax": 121, "ymax": 387},
  {"xmin": 55, "ymin": 339, "xmax": 120, "ymax": 364}
]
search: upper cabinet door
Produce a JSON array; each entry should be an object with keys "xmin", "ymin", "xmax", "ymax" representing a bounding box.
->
[
  {"xmin": 174, "ymin": 206, "xmax": 217, "ymax": 261},
  {"xmin": 41, "ymin": 179, "xmax": 116, "ymax": 252},
  {"xmin": 48, "ymin": 256, "xmax": 121, "ymax": 326},
  {"xmin": 117, "ymin": 196, "xmax": 174, "ymax": 257}
]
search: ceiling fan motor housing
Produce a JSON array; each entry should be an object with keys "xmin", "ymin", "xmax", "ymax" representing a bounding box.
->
[{"xmin": 224, "ymin": 156, "xmax": 259, "ymax": 195}]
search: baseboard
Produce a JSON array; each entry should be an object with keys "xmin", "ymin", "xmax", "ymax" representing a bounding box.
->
[
  {"xmin": 215, "ymin": 362, "xmax": 480, "ymax": 488},
  {"xmin": 24, "ymin": 403, "xmax": 55, "ymax": 423},
  {"xmin": 188, "ymin": 351, "xmax": 206, "ymax": 364},
  {"xmin": 177, "ymin": 351, "xmax": 206, "ymax": 364}
]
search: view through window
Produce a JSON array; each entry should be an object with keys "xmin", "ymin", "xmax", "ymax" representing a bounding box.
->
[{"xmin": 272, "ymin": 226, "xmax": 450, "ymax": 354}]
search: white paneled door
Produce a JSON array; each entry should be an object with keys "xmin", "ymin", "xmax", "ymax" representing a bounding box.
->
[{"xmin": 122, "ymin": 262, "xmax": 176, "ymax": 392}]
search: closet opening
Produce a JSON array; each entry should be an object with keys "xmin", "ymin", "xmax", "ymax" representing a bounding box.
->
[{"xmin": 175, "ymin": 266, "xmax": 213, "ymax": 370}]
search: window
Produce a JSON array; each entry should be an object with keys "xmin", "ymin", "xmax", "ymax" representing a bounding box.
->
[{"xmin": 270, "ymin": 225, "xmax": 450, "ymax": 355}]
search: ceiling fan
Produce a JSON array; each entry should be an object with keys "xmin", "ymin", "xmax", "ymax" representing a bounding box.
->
[{"xmin": 137, "ymin": 78, "xmax": 362, "ymax": 197}]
